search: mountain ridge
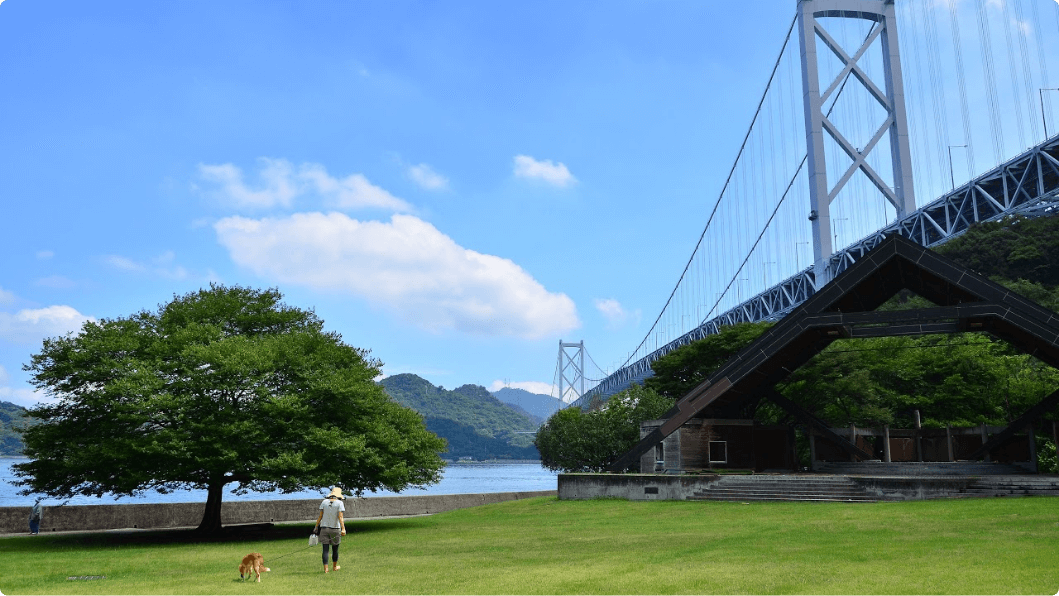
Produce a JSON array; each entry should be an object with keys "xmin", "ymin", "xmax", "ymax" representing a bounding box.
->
[{"xmin": 378, "ymin": 373, "xmax": 541, "ymax": 460}]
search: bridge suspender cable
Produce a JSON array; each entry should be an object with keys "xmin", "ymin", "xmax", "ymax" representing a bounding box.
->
[
  {"xmin": 615, "ymin": 12, "xmax": 800, "ymax": 372},
  {"xmin": 618, "ymin": 11, "xmax": 878, "ymax": 374}
]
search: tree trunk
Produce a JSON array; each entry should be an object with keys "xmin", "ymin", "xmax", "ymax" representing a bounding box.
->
[{"xmin": 196, "ymin": 480, "xmax": 225, "ymax": 534}]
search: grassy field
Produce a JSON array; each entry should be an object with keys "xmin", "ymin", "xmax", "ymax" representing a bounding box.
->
[{"xmin": 0, "ymin": 496, "xmax": 1057, "ymax": 594}]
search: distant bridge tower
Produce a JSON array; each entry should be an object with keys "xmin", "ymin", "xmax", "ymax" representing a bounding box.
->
[
  {"xmin": 558, "ymin": 340, "xmax": 585, "ymax": 405},
  {"xmin": 798, "ymin": 0, "xmax": 916, "ymax": 286}
]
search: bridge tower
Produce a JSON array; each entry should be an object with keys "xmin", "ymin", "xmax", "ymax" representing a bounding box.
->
[
  {"xmin": 797, "ymin": 0, "xmax": 916, "ymax": 286},
  {"xmin": 557, "ymin": 340, "xmax": 585, "ymax": 405}
]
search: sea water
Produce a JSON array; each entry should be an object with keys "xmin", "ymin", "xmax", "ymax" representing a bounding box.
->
[{"xmin": 0, "ymin": 458, "xmax": 557, "ymax": 507}]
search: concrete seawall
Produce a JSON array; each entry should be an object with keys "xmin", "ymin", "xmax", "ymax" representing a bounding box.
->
[{"xmin": 0, "ymin": 490, "xmax": 556, "ymax": 535}]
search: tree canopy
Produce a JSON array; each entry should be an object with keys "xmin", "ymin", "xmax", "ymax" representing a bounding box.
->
[
  {"xmin": 534, "ymin": 384, "xmax": 671, "ymax": 472},
  {"xmin": 15, "ymin": 285, "xmax": 446, "ymax": 533},
  {"xmin": 643, "ymin": 321, "xmax": 773, "ymax": 400}
]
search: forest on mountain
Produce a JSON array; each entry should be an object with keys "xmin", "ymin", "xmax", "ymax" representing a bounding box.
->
[
  {"xmin": 0, "ymin": 401, "xmax": 31, "ymax": 456},
  {"xmin": 2, "ymin": 374, "xmax": 544, "ymax": 460},
  {"xmin": 379, "ymin": 373, "xmax": 540, "ymax": 460}
]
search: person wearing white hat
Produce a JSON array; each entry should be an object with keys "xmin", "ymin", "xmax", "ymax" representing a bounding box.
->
[{"xmin": 313, "ymin": 487, "xmax": 347, "ymax": 573}]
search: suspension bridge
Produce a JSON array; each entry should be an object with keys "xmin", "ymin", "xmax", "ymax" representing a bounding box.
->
[{"xmin": 551, "ymin": 0, "xmax": 1059, "ymax": 411}]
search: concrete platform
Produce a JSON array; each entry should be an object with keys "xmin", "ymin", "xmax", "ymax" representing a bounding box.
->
[{"xmin": 559, "ymin": 468, "xmax": 1059, "ymax": 503}]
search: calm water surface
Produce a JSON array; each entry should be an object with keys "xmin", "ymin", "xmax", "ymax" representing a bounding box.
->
[{"xmin": 0, "ymin": 458, "xmax": 556, "ymax": 507}]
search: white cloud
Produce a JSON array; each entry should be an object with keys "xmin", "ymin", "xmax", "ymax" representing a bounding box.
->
[
  {"xmin": 407, "ymin": 163, "xmax": 449, "ymax": 191},
  {"xmin": 0, "ymin": 365, "xmax": 45, "ymax": 408},
  {"xmin": 0, "ymin": 384, "xmax": 46, "ymax": 408},
  {"xmin": 513, "ymin": 155, "xmax": 577, "ymax": 187},
  {"xmin": 34, "ymin": 276, "xmax": 77, "ymax": 289},
  {"xmin": 104, "ymin": 252, "xmax": 189, "ymax": 280},
  {"xmin": 36, "ymin": 250, "xmax": 54, "ymax": 260},
  {"xmin": 198, "ymin": 158, "xmax": 299, "ymax": 209},
  {"xmin": 298, "ymin": 164, "xmax": 412, "ymax": 211},
  {"xmin": 488, "ymin": 380, "xmax": 558, "ymax": 397},
  {"xmin": 0, "ymin": 287, "xmax": 14, "ymax": 306},
  {"xmin": 214, "ymin": 212, "xmax": 580, "ymax": 339},
  {"xmin": 0, "ymin": 305, "xmax": 94, "ymax": 344},
  {"xmin": 593, "ymin": 298, "xmax": 640, "ymax": 329},
  {"xmin": 105, "ymin": 255, "xmax": 145, "ymax": 272},
  {"xmin": 199, "ymin": 158, "xmax": 413, "ymax": 212}
]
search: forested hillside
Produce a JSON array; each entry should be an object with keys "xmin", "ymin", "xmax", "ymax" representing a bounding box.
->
[
  {"xmin": 935, "ymin": 216, "xmax": 1059, "ymax": 289},
  {"xmin": 0, "ymin": 401, "xmax": 30, "ymax": 455},
  {"xmin": 380, "ymin": 374, "xmax": 540, "ymax": 460}
]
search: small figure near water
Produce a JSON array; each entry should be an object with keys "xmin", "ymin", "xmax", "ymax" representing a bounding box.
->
[{"xmin": 28, "ymin": 498, "xmax": 42, "ymax": 535}]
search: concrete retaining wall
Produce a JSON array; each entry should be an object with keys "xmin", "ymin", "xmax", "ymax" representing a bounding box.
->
[
  {"xmin": 558, "ymin": 473, "xmax": 720, "ymax": 500},
  {"xmin": 849, "ymin": 476, "xmax": 975, "ymax": 500},
  {"xmin": 0, "ymin": 490, "xmax": 556, "ymax": 535},
  {"xmin": 560, "ymin": 473, "xmax": 1059, "ymax": 502}
]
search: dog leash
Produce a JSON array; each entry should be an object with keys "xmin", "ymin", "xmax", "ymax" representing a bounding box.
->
[
  {"xmin": 269, "ymin": 525, "xmax": 349, "ymax": 562},
  {"xmin": 269, "ymin": 542, "xmax": 317, "ymax": 561}
]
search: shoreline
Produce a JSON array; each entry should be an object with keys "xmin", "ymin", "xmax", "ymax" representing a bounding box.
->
[
  {"xmin": 1, "ymin": 459, "xmax": 555, "ymax": 508},
  {"xmin": 0, "ymin": 490, "xmax": 556, "ymax": 535}
]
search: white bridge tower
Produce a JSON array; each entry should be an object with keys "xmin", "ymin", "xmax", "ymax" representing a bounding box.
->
[{"xmin": 798, "ymin": 0, "xmax": 916, "ymax": 285}]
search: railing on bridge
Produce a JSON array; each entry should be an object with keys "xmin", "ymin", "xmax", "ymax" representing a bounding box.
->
[{"xmin": 573, "ymin": 134, "xmax": 1059, "ymax": 410}]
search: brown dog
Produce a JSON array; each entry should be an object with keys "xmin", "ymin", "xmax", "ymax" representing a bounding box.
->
[{"xmin": 239, "ymin": 553, "xmax": 270, "ymax": 582}]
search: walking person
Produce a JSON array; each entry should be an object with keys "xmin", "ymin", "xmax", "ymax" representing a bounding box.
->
[
  {"xmin": 313, "ymin": 487, "xmax": 346, "ymax": 573},
  {"xmin": 28, "ymin": 498, "xmax": 42, "ymax": 535}
]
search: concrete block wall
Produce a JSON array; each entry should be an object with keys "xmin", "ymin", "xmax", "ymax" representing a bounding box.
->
[
  {"xmin": 558, "ymin": 473, "xmax": 719, "ymax": 501},
  {"xmin": 0, "ymin": 490, "xmax": 556, "ymax": 535}
]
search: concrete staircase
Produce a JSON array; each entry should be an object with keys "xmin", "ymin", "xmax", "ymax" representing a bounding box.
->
[
  {"xmin": 957, "ymin": 476, "xmax": 1059, "ymax": 498},
  {"xmin": 815, "ymin": 461, "xmax": 1029, "ymax": 476},
  {"xmin": 687, "ymin": 474, "xmax": 879, "ymax": 503}
]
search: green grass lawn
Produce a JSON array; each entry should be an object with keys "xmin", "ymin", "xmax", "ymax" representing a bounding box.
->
[{"xmin": 0, "ymin": 496, "xmax": 1057, "ymax": 594}]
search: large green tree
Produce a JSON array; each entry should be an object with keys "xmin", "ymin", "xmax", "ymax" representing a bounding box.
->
[
  {"xmin": 535, "ymin": 384, "xmax": 671, "ymax": 472},
  {"xmin": 644, "ymin": 321, "xmax": 772, "ymax": 399},
  {"xmin": 15, "ymin": 285, "xmax": 446, "ymax": 533}
]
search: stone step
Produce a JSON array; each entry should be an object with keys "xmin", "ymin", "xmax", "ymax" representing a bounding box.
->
[
  {"xmin": 710, "ymin": 479, "xmax": 862, "ymax": 490},
  {"xmin": 955, "ymin": 489, "xmax": 1059, "ymax": 498},
  {"xmin": 689, "ymin": 493, "xmax": 877, "ymax": 503},
  {"xmin": 965, "ymin": 480, "xmax": 1059, "ymax": 494},
  {"xmin": 816, "ymin": 462, "xmax": 1027, "ymax": 476},
  {"xmin": 970, "ymin": 478, "xmax": 1059, "ymax": 487},
  {"xmin": 689, "ymin": 474, "xmax": 879, "ymax": 503},
  {"xmin": 713, "ymin": 477, "xmax": 859, "ymax": 485},
  {"xmin": 708, "ymin": 484, "xmax": 863, "ymax": 494},
  {"xmin": 695, "ymin": 489, "xmax": 874, "ymax": 500}
]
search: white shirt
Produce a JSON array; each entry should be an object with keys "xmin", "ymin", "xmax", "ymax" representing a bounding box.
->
[{"xmin": 319, "ymin": 497, "xmax": 345, "ymax": 528}]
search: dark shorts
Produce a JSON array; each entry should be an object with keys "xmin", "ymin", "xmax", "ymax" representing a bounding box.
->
[{"xmin": 319, "ymin": 527, "xmax": 342, "ymax": 545}]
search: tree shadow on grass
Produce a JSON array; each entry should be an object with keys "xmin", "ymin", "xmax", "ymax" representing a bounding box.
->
[{"xmin": 5, "ymin": 517, "xmax": 435, "ymax": 550}]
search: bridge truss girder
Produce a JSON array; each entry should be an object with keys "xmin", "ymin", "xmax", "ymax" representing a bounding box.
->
[{"xmin": 574, "ymin": 135, "xmax": 1059, "ymax": 410}]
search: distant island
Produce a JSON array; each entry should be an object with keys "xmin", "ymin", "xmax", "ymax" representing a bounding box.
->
[{"xmin": 380, "ymin": 374, "xmax": 558, "ymax": 461}]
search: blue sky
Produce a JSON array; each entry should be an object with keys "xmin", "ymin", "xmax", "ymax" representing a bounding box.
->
[
  {"xmin": 6, "ymin": 1, "xmax": 1055, "ymax": 409},
  {"xmin": 0, "ymin": 1, "xmax": 795, "ymax": 407}
]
